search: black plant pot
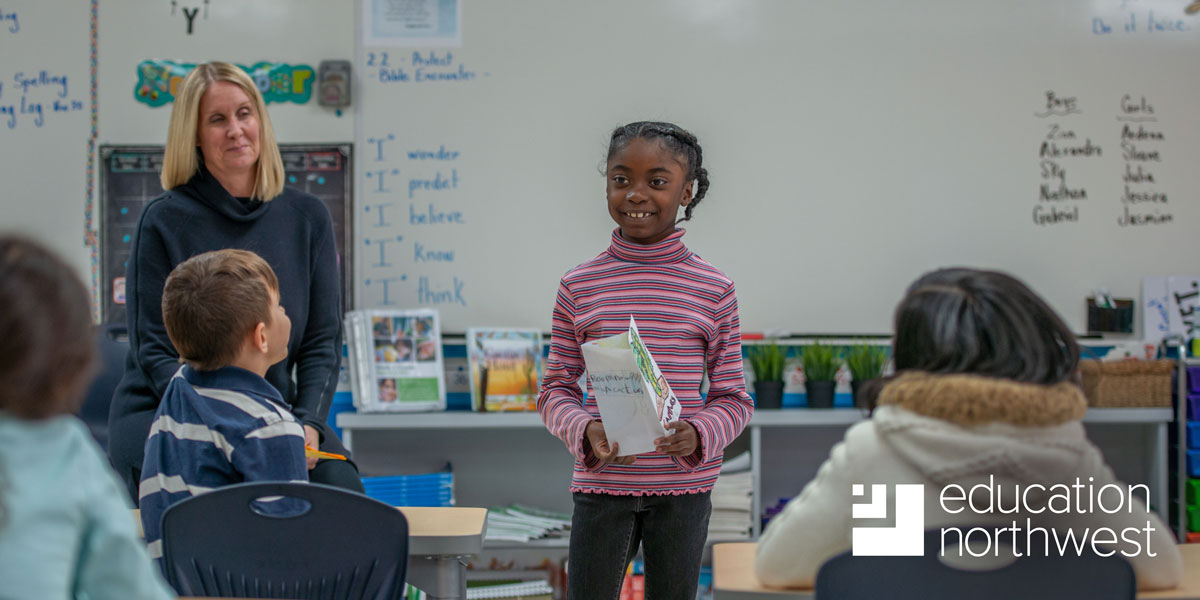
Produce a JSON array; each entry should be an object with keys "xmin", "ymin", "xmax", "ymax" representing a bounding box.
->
[
  {"xmin": 851, "ymin": 379, "xmax": 876, "ymax": 409},
  {"xmin": 754, "ymin": 380, "xmax": 784, "ymax": 409},
  {"xmin": 805, "ymin": 380, "xmax": 835, "ymax": 408}
]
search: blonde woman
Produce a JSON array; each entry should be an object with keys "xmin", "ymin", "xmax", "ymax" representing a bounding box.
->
[{"xmin": 109, "ymin": 62, "xmax": 361, "ymax": 500}]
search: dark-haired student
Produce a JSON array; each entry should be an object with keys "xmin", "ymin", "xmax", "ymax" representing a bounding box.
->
[
  {"xmin": 139, "ymin": 249, "xmax": 308, "ymax": 563},
  {"xmin": 538, "ymin": 122, "xmax": 753, "ymax": 600},
  {"xmin": 754, "ymin": 267, "xmax": 1182, "ymax": 590},
  {"xmin": 0, "ymin": 236, "xmax": 173, "ymax": 598}
]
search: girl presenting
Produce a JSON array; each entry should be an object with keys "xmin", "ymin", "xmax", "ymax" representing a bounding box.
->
[{"xmin": 537, "ymin": 121, "xmax": 754, "ymax": 599}]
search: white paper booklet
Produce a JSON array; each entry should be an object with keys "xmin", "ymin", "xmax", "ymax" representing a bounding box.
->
[{"xmin": 580, "ymin": 317, "xmax": 682, "ymax": 455}]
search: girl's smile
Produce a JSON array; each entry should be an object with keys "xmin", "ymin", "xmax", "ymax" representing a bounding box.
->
[{"xmin": 606, "ymin": 138, "xmax": 693, "ymax": 245}]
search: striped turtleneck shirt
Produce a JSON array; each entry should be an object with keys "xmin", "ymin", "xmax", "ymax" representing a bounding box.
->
[
  {"xmin": 138, "ymin": 365, "xmax": 308, "ymax": 559},
  {"xmin": 538, "ymin": 228, "xmax": 753, "ymax": 495}
]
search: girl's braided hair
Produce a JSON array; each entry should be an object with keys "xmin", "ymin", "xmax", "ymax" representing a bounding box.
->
[{"xmin": 606, "ymin": 121, "xmax": 709, "ymax": 223}]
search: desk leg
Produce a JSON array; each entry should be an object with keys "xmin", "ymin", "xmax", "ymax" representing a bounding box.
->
[
  {"xmin": 408, "ymin": 555, "xmax": 468, "ymax": 600},
  {"xmin": 342, "ymin": 428, "xmax": 353, "ymax": 453}
]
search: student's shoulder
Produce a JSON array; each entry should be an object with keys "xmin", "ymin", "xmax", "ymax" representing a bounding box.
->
[
  {"xmin": 681, "ymin": 253, "xmax": 738, "ymax": 292},
  {"xmin": 30, "ymin": 417, "xmax": 119, "ymax": 499},
  {"xmin": 174, "ymin": 374, "xmax": 269, "ymax": 418},
  {"xmin": 818, "ymin": 418, "xmax": 894, "ymax": 473},
  {"xmin": 559, "ymin": 250, "xmax": 619, "ymax": 283}
]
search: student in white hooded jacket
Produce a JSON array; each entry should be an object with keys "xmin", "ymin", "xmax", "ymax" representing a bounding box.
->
[{"xmin": 755, "ymin": 267, "xmax": 1182, "ymax": 591}]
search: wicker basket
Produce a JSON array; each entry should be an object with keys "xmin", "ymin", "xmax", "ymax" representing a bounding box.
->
[{"xmin": 1078, "ymin": 359, "xmax": 1174, "ymax": 407}]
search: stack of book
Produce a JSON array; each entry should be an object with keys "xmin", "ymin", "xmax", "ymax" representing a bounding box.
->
[
  {"xmin": 708, "ymin": 452, "xmax": 753, "ymax": 541},
  {"xmin": 466, "ymin": 580, "xmax": 554, "ymax": 600},
  {"xmin": 361, "ymin": 464, "xmax": 454, "ymax": 507},
  {"xmin": 484, "ymin": 504, "xmax": 571, "ymax": 544}
]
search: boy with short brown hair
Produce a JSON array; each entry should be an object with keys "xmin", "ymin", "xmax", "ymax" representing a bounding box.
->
[{"xmin": 139, "ymin": 249, "xmax": 307, "ymax": 561}]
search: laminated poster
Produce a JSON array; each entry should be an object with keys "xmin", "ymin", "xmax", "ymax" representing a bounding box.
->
[{"xmin": 346, "ymin": 308, "xmax": 446, "ymax": 412}]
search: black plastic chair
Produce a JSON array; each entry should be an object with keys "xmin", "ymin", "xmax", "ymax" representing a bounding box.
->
[
  {"xmin": 77, "ymin": 323, "xmax": 127, "ymax": 451},
  {"xmin": 814, "ymin": 526, "xmax": 1136, "ymax": 599},
  {"xmin": 161, "ymin": 481, "xmax": 409, "ymax": 599}
]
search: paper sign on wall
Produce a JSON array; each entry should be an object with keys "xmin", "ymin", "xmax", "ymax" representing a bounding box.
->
[{"xmin": 1143, "ymin": 276, "xmax": 1200, "ymax": 345}]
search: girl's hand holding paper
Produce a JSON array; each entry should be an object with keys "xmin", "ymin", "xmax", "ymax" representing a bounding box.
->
[
  {"xmin": 585, "ymin": 420, "xmax": 636, "ymax": 465},
  {"xmin": 654, "ymin": 421, "xmax": 699, "ymax": 457},
  {"xmin": 580, "ymin": 317, "xmax": 683, "ymax": 456}
]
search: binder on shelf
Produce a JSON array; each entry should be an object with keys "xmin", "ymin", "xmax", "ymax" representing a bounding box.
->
[{"xmin": 345, "ymin": 308, "xmax": 446, "ymax": 412}]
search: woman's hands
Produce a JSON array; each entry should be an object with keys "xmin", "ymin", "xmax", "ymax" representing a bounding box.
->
[{"xmin": 304, "ymin": 425, "xmax": 320, "ymax": 470}]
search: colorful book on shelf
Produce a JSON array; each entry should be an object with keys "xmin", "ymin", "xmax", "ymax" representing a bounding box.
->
[
  {"xmin": 345, "ymin": 308, "xmax": 446, "ymax": 412},
  {"xmin": 465, "ymin": 328, "xmax": 543, "ymax": 412}
]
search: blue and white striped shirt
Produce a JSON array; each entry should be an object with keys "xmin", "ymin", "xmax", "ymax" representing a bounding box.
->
[{"xmin": 139, "ymin": 365, "xmax": 308, "ymax": 559}]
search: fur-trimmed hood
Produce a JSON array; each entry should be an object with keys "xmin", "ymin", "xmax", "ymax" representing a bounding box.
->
[{"xmin": 872, "ymin": 372, "xmax": 1093, "ymax": 488}]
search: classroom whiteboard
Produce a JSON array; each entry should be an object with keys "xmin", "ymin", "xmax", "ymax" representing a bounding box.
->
[
  {"xmin": 1, "ymin": 0, "xmax": 355, "ymax": 318},
  {"xmin": 357, "ymin": 0, "xmax": 1200, "ymax": 335},
  {"xmin": 0, "ymin": 2, "xmax": 91, "ymax": 285}
]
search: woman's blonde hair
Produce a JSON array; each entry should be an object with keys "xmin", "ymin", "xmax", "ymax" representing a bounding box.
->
[{"xmin": 160, "ymin": 61, "xmax": 285, "ymax": 201}]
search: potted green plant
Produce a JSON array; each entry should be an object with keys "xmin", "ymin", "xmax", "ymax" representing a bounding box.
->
[
  {"xmin": 801, "ymin": 341, "xmax": 841, "ymax": 409},
  {"xmin": 846, "ymin": 343, "xmax": 888, "ymax": 409},
  {"xmin": 747, "ymin": 342, "xmax": 787, "ymax": 409}
]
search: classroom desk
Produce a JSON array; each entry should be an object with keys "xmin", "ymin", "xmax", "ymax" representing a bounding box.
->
[
  {"xmin": 400, "ymin": 506, "xmax": 488, "ymax": 600},
  {"xmin": 713, "ymin": 542, "xmax": 1200, "ymax": 600},
  {"xmin": 134, "ymin": 506, "xmax": 487, "ymax": 600}
]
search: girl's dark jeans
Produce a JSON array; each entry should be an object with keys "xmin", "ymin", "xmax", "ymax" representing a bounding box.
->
[{"xmin": 567, "ymin": 490, "xmax": 712, "ymax": 600}]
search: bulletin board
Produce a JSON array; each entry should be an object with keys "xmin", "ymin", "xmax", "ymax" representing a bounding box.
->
[{"xmin": 98, "ymin": 144, "xmax": 354, "ymax": 325}]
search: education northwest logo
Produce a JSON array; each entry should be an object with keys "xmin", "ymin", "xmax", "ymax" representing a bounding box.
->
[
  {"xmin": 851, "ymin": 483, "xmax": 926, "ymax": 556},
  {"xmin": 849, "ymin": 479, "xmax": 1162, "ymax": 559}
]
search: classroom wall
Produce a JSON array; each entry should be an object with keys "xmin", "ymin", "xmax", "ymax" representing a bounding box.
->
[
  {"xmin": 1, "ymin": 0, "xmax": 355, "ymax": 314},
  {"xmin": 0, "ymin": 3, "xmax": 91, "ymax": 282},
  {"xmin": 4, "ymin": 1, "xmax": 1200, "ymax": 335},
  {"xmin": 354, "ymin": 0, "xmax": 1200, "ymax": 334}
]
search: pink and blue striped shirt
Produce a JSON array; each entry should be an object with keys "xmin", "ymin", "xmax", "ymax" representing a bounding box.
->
[{"xmin": 537, "ymin": 228, "xmax": 753, "ymax": 496}]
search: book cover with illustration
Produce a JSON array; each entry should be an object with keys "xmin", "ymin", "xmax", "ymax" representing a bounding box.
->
[
  {"xmin": 465, "ymin": 328, "xmax": 543, "ymax": 412},
  {"xmin": 345, "ymin": 308, "xmax": 445, "ymax": 412},
  {"xmin": 580, "ymin": 317, "xmax": 681, "ymax": 455}
]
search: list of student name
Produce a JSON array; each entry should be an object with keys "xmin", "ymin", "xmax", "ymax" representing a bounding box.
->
[
  {"xmin": 1034, "ymin": 90, "xmax": 1172, "ymax": 228},
  {"xmin": 362, "ymin": 50, "xmax": 478, "ymax": 308}
]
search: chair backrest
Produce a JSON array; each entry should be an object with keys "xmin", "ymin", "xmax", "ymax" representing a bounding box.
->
[
  {"xmin": 161, "ymin": 481, "xmax": 409, "ymax": 599},
  {"xmin": 77, "ymin": 323, "xmax": 127, "ymax": 451},
  {"xmin": 814, "ymin": 527, "xmax": 1136, "ymax": 600}
]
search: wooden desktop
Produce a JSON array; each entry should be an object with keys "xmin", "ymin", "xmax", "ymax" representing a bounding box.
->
[{"xmin": 713, "ymin": 542, "xmax": 1200, "ymax": 600}]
